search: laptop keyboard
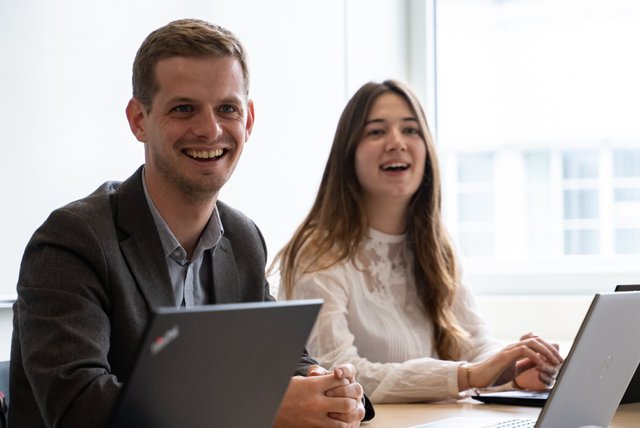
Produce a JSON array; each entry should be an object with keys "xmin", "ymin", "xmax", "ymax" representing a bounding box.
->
[{"xmin": 483, "ymin": 419, "xmax": 535, "ymax": 428}]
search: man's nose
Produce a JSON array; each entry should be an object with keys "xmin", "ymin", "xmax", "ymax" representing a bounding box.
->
[{"xmin": 192, "ymin": 110, "xmax": 223, "ymax": 140}]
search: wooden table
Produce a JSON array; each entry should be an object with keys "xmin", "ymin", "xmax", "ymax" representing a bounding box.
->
[{"xmin": 364, "ymin": 399, "xmax": 640, "ymax": 427}]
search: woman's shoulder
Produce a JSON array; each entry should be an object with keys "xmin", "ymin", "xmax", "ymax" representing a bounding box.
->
[
  {"xmin": 292, "ymin": 257, "xmax": 361, "ymax": 296},
  {"xmin": 296, "ymin": 257, "xmax": 351, "ymax": 284}
]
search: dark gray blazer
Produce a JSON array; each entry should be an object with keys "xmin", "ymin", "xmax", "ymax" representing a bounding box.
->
[{"xmin": 9, "ymin": 166, "xmax": 317, "ymax": 427}]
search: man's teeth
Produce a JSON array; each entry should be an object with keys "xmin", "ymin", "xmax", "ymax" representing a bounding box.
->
[
  {"xmin": 381, "ymin": 163, "xmax": 409, "ymax": 171},
  {"xmin": 185, "ymin": 148, "xmax": 224, "ymax": 159}
]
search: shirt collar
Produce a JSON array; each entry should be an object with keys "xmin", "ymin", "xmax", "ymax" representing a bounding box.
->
[{"xmin": 141, "ymin": 168, "xmax": 224, "ymax": 263}]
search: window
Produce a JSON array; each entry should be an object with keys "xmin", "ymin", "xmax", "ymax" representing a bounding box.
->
[
  {"xmin": 613, "ymin": 149, "xmax": 640, "ymax": 254},
  {"xmin": 432, "ymin": 0, "xmax": 640, "ymax": 294},
  {"xmin": 457, "ymin": 153, "xmax": 495, "ymax": 257},
  {"xmin": 562, "ymin": 151, "xmax": 599, "ymax": 254}
]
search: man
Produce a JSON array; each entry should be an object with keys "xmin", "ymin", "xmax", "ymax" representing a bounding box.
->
[{"xmin": 9, "ymin": 19, "xmax": 372, "ymax": 427}]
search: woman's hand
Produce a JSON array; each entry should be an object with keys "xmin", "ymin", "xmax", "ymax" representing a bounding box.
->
[
  {"xmin": 459, "ymin": 332, "xmax": 563, "ymax": 391},
  {"xmin": 512, "ymin": 363, "xmax": 560, "ymax": 391}
]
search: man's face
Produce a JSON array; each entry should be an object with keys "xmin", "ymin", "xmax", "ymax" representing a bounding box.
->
[{"xmin": 127, "ymin": 56, "xmax": 254, "ymax": 202}]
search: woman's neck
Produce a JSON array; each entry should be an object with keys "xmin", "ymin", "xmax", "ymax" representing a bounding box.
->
[{"xmin": 364, "ymin": 196, "xmax": 409, "ymax": 235}]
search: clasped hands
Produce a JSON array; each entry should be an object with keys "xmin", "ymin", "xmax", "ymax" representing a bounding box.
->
[
  {"xmin": 461, "ymin": 332, "xmax": 564, "ymax": 392},
  {"xmin": 273, "ymin": 363, "xmax": 365, "ymax": 428}
]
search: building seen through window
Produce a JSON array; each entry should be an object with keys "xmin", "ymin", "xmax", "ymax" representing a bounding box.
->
[{"xmin": 434, "ymin": 0, "xmax": 640, "ymax": 294}]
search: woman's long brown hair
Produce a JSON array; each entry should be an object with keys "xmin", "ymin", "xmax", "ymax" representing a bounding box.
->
[{"xmin": 272, "ymin": 80, "xmax": 469, "ymax": 360}]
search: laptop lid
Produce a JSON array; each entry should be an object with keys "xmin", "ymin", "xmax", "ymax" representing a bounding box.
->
[
  {"xmin": 474, "ymin": 285, "xmax": 640, "ymax": 407},
  {"xmin": 614, "ymin": 284, "xmax": 640, "ymax": 403},
  {"xmin": 411, "ymin": 291, "xmax": 640, "ymax": 428},
  {"xmin": 109, "ymin": 299, "xmax": 322, "ymax": 428}
]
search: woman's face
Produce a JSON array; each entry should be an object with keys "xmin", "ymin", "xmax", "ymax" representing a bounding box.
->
[{"xmin": 355, "ymin": 92, "xmax": 426, "ymax": 208}]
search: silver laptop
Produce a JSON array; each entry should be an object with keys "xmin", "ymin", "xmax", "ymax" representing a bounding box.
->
[
  {"xmin": 614, "ymin": 284, "xmax": 640, "ymax": 403},
  {"xmin": 109, "ymin": 299, "xmax": 322, "ymax": 428},
  {"xmin": 412, "ymin": 291, "xmax": 640, "ymax": 428},
  {"xmin": 474, "ymin": 284, "xmax": 640, "ymax": 408}
]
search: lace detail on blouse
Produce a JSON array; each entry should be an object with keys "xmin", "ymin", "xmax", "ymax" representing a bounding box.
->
[
  {"xmin": 281, "ymin": 228, "xmax": 502, "ymax": 403},
  {"xmin": 355, "ymin": 228, "xmax": 411, "ymax": 297}
]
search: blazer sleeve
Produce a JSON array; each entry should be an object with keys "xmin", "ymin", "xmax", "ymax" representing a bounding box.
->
[{"xmin": 13, "ymin": 207, "xmax": 121, "ymax": 427}]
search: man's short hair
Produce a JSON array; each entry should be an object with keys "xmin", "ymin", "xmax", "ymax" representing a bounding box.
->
[{"xmin": 132, "ymin": 18, "xmax": 250, "ymax": 109}]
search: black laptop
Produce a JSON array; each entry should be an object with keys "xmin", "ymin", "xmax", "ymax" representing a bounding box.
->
[
  {"xmin": 109, "ymin": 299, "xmax": 322, "ymax": 428},
  {"xmin": 474, "ymin": 285, "xmax": 640, "ymax": 407}
]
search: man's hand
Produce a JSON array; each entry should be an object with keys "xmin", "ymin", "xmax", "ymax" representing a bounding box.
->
[
  {"xmin": 309, "ymin": 364, "xmax": 365, "ymax": 425},
  {"xmin": 273, "ymin": 364, "xmax": 365, "ymax": 427}
]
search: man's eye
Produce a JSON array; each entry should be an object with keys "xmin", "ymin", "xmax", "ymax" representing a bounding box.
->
[
  {"xmin": 172, "ymin": 105, "xmax": 194, "ymax": 113},
  {"xmin": 219, "ymin": 105, "xmax": 237, "ymax": 114}
]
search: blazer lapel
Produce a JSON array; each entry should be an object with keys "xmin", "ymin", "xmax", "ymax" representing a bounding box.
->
[
  {"xmin": 212, "ymin": 236, "xmax": 240, "ymax": 303},
  {"xmin": 114, "ymin": 167, "xmax": 175, "ymax": 309}
]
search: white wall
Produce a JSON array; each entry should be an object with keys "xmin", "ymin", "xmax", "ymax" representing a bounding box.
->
[
  {"xmin": 1, "ymin": 0, "xmax": 623, "ymax": 366},
  {"xmin": 0, "ymin": 0, "xmax": 410, "ymax": 298},
  {"xmin": 0, "ymin": 0, "xmax": 411, "ymax": 358},
  {"xmin": 0, "ymin": 296, "xmax": 591, "ymax": 361},
  {"xmin": 0, "ymin": 307, "xmax": 12, "ymax": 361}
]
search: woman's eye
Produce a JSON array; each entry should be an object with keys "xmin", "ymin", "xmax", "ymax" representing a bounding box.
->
[
  {"xmin": 367, "ymin": 129, "xmax": 383, "ymax": 137},
  {"xmin": 404, "ymin": 127, "xmax": 420, "ymax": 135}
]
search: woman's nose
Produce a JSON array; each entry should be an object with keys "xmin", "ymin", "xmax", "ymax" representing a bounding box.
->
[{"xmin": 385, "ymin": 127, "xmax": 407, "ymax": 151}]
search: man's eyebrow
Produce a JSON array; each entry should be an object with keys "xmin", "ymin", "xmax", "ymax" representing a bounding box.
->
[
  {"xmin": 219, "ymin": 95, "xmax": 245, "ymax": 105},
  {"xmin": 165, "ymin": 96, "xmax": 195, "ymax": 105},
  {"xmin": 164, "ymin": 95, "xmax": 246, "ymax": 111}
]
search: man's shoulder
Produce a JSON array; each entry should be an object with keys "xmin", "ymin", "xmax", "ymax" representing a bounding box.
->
[
  {"xmin": 216, "ymin": 200, "xmax": 258, "ymax": 233},
  {"xmin": 216, "ymin": 200, "xmax": 266, "ymax": 255},
  {"xmin": 48, "ymin": 181, "xmax": 120, "ymax": 221},
  {"xmin": 54, "ymin": 168, "xmax": 142, "ymax": 218},
  {"xmin": 43, "ymin": 168, "xmax": 143, "ymax": 234}
]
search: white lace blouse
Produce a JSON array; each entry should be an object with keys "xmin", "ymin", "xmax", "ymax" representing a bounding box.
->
[{"xmin": 279, "ymin": 228, "xmax": 502, "ymax": 403}]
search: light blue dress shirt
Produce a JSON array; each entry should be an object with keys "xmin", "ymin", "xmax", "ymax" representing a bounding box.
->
[{"xmin": 142, "ymin": 171, "xmax": 223, "ymax": 307}]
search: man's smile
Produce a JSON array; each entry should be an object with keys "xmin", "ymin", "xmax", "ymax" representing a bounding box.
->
[{"xmin": 183, "ymin": 148, "xmax": 225, "ymax": 160}]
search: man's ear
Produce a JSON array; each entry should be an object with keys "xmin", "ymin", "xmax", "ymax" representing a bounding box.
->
[
  {"xmin": 126, "ymin": 97, "xmax": 148, "ymax": 142},
  {"xmin": 244, "ymin": 99, "xmax": 255, "ymax": 142}
]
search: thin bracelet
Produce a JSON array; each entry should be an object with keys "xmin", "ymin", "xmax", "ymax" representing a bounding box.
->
[
  {"xmin": 512, "ymin": 375, "xmax": 524, "ymax": 390},
  {"xmin": 465, "ymin": 365, "xmax": 475, "ymax": 389}
]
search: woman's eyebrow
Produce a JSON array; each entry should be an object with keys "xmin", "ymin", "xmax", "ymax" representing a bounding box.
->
[
  {"xmin": 364, "ymin": 118, "xmax": 385, "ymax": 126},
  {"xmin": 364, "ymin": 117, "xmax": 418, "ymax": 125}
]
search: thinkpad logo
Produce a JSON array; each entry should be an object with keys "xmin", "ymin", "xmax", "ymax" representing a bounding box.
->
[{"xmin": 150, "ymin": 325, "xmax": 180, "ymax": 356}]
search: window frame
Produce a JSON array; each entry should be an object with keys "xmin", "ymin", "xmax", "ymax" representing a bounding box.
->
[{"xmin": 418, "ymin": 0, "xmax": 640, "ymax": 295}]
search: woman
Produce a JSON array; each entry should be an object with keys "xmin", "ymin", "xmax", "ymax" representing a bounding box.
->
[{"xmin": 274, "ymin": 80, "xmax": 563, "ymax": 403}]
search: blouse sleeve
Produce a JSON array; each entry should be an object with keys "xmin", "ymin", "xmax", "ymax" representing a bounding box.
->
[
  {"xmin": 454, "ymin": 285, "xmax": 504, "ymax": 363},
  {"xmin": 285, "ymin": 269, "xmax": 469, "ymax": 403}
]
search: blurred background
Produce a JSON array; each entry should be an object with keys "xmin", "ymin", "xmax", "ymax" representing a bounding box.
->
[{"xmin": 1, "ymin": 0, "xmax": 639, "ymax": 357}]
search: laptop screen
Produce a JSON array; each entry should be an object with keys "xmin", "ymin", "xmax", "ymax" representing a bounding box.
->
[{"xmin": 109, "ymin": 299, "xmax": 322, "ymax": 428}]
